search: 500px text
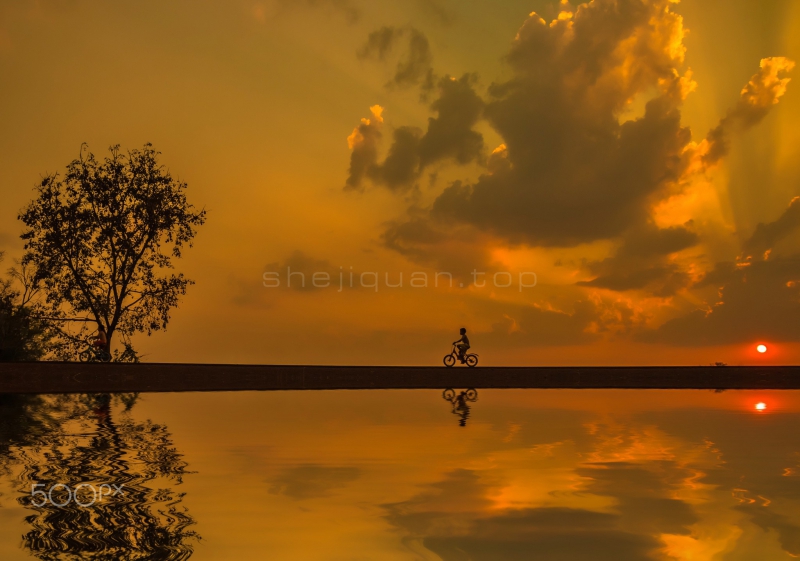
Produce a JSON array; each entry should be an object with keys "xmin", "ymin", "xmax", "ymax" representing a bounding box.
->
[{"xmin": 30, "ymin": 483, "xmax": 125, "ymax": 507}]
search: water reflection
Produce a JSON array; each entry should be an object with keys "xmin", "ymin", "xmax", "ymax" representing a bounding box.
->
[
  {"xmin": 0, "ymin": 393, "xmax": 197, "ymax": 560},
  {"xmin": 2, "ymin": 389, "xmax": 800, "ymax": 560},
  {"xmin": 442, "ymin": 388, "xmax": 478, "ymax": 426}
]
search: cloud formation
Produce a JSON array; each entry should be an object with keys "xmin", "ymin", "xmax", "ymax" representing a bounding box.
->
[
  {"xmin": 343, "ymin": 0, "xmax": 795, "ymax": 349},
  {"xmin": 578, "ymin": 224, "xmax": 699, "ymax": 296},
  {"xmin": 358, "ymin": 25, "xmax": 434, "ymax": 89},
  {"xmin": 345, "ymin": 74, "xmax": 483, "ymax": 191},
  {"xmin": 702, "ymin": 57, "xmax": 795, "ymax": 165},
  {"xmin": 348, "ymin": 1, "xmax": 792, "ymax": 244},
  {"xmin": 741, "ymin": 196, "xmax": 800, "ymax": 259},
  {"xmin": 384, "ymin": 461, "xmax": 698, "ymax": 561},
  {"xmin": 426, "ymin": 0, "xmax": 699, "ymax": 246},
  {"xmin": 643, "ymin": 197, "xmax": 800, "ymax": 345}
]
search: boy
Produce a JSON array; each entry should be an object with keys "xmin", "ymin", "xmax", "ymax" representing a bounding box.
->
[
  {"xmin": 453, "ymin": 328, "xmax": 470, "ymax": 363},
  {"xmin": 93, "ymin": 323, "xmax": 108, "ymax": 351}
]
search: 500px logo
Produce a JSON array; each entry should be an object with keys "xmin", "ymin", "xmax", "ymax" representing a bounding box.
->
[{"xmin": 30, "ymin": 483, "xmax": 125, "ymax": 507}]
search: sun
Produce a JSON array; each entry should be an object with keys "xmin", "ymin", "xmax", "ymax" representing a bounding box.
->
[
  {"xmin": 756, "ymin": 344, "xmax": 767, "ymax": 353},
  {"xmin": 755, "ymin": 402, "xmax": 767, "ymax": 411}
]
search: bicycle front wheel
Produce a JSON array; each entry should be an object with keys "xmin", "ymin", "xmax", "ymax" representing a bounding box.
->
[
  {"xmin": 78, "ymin": 349, "xmax": 92, "ymax": 363},
  {"xmin": 443, "ymin": 354, "xmax": 456, "ymax": 368}
]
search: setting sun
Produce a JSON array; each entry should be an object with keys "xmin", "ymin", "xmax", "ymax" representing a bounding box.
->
[
  {"xmin": 757, "ymin": 344, "xmax": 768, "ymax": 353},
  {"xmin": 755, "ymin": 402, "xmax": 767, "ymax": 411}
]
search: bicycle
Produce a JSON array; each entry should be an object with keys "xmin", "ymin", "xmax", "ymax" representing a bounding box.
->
[
  {"xmin": 442, "ymin": 388, "xmax": 478, "ymax": 402},
  {"xmin": 442, "ymin": 388, "xmax": 478, "ymax": 426},
  {"xmin": 443, "ymin": 345, "xmax": 478, "ymax": 368},
  {"xmin": 78, "ymin": 343, "xmax": 111, "ymax": 363}
]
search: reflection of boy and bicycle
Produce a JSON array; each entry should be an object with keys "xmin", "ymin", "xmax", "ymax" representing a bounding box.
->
[{"xmin": 442, "ymin": 388, "xmax": 478, "ymax": 427}]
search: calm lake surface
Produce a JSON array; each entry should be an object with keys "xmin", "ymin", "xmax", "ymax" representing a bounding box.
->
[{"xmin": 0, "ymin": 389, "xmax": 799, "ymax": 560}]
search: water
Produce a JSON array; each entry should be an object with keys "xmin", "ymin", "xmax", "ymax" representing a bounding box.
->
[{"xmin": 0, "ymin": 389, "xmax": 799, "ymax": 560}]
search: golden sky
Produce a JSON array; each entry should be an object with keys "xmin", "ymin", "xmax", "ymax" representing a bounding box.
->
[{"xmin": 1, "ymin": 0, "xmax": 799, "ymax": 365}]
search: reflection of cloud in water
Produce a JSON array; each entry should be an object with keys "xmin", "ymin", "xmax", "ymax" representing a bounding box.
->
[
  {"xmin": 385, "ymin": 469, "xmax": 661, "ymax": 561},
  {"xmin": 740, "ymin": 505, "xmax": 800, "ymax": 557},
  {"xmin": 378, "ymin": 400, "xmax": 800, "ymax": 560},
  {"xmin": 5, "ymin": 390, "xmax": 799, "ymax": 559},
  {"xmin": 425, "ymin": 508, "xmax": 658, "ymax": 561},
  {"xmin": 635, "ymin": 408, "xmax": 800, "ymax": 557},
  {"xmin": 577, "ymin": 462, "xmax": 698, "ymax": 536},
  {"xmin": 269, "ymin": 464, "xmax": 361, "ymax": 499},
  {"xmin": 383, "ymin": 417, "xmax": 713, "ymax": 560}
]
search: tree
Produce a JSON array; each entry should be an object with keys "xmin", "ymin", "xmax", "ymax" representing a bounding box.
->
[
  {"xmin": 18, "ymin": 144, "xmax": 206, "ymax": 360},
  {"xmin": 0, "ymin": 252, "xmax": 51, "ymax": 361}
]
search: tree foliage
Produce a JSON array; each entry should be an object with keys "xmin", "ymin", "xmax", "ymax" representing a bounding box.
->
[
  {"xmin": 18, "ymin": 144, "xmax": 206, "ymax": 359},
  {"xmin": 0, "ymin": 253, "xmax": 52, "ymax": 361}
]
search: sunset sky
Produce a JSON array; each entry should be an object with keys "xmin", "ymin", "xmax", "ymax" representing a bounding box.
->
[{"xmin": 1, "ymin": 0, "xmax": 799, "ymax": 365}]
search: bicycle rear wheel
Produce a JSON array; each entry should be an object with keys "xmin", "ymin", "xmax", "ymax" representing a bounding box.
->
[{"xmin": 466, "ymin": 354, "xmax": 478, "ymax": 368}]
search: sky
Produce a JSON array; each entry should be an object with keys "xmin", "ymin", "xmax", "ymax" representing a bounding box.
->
[{"xmin": 1, "ymin": 0, "xmax": 799, "ymax": 365}]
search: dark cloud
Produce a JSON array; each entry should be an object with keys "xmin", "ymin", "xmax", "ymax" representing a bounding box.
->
[
  {"xmin": 418, "ymin": 74, "xmax": 484, "ymax": 168},
  {"xmin": 269, "ymin": 464, "xmax": 361, "ymax": 499},
  {"xmin": 375, "ymin": 126, "xmax": 423, "ymax": 190},
  {"xmin": 642, "ymin": 256, "xmax": 800, "ymax": 345},
  {"xmin": 345, "ymin": 75, "xmax": 484, "ymax": 191},
  {"xmin": 380, "ymin": 211, "xmax": 498, "ymax": 280},
  {"xmin": 426, "ymin": 0, "xmax": 697, "ymax": 247},
  {"xmin": 345, "ymin": 105, "xmax": 383, "ymax": 190},
  {"xmin": 382, "ymin": 216, "xmax": 446, "ymax": 257},
  {"xmin": 642, "ymin": 198, "xmax": 800, "ymax": 345},
  {"xmin": 702, "ymin": 57, "xmax": 795, "ymax": 165},
  {"xmin": 346, "ymin": 0, "xmax": 793, "ymax": 312},
  {"xmin": 342, "ymin": 0, "xmax": 796, "ymax": 347},
  {"xmin": 358, "ymin": 26, "xmax": 433, "ymax": 89},
  {"xmin": 742, "ymin": 196, "xmax": 800, "ymax": 258},
  {"xmin": 578, "ymin": 224, "xmax": 698, "ymax": 295}
]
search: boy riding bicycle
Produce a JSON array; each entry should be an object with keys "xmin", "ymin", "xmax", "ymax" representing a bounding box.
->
[{"xmin": 453, "ymin": 328, "xmax": 470, "ymax": 363}]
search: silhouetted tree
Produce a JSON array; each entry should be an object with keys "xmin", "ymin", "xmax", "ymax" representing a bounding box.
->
[
  {"xmin": 0, "ymin": 252, "xmax": 52, "ymax": 361},
  {"xmin": 18, "ymin": 144, "xmax": 206, "ymax": 360}
]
